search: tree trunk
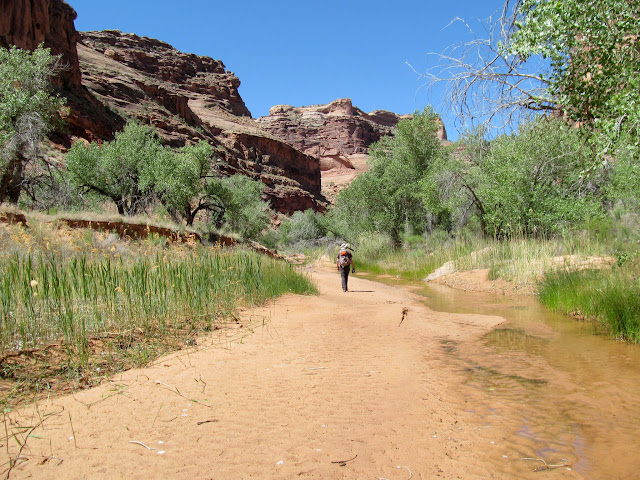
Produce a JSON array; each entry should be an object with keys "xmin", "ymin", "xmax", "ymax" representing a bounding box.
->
[
  {"xmin": 185, "ymin": 205, "xmax": 196, "ymax": 227},
  {"xmin": 0, "ymin": 155, "xmax": 24, "ymax": 204},
  {"xmin": 6, "ymin": 154, "xmax": 25, "ymax": 203}
]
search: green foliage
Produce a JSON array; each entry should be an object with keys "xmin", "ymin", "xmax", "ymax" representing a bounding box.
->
[
  {"xmin": 66, "ymin": 122, "xmax": 168, "ymax": 216},
  {"xmin": 335, "ymin": 111, "xmax": 603, "ymax": 243},
  {"xmin": 67, "ymin": 125, "xmax": 272, "ymax": 237},
  {"xmin": 334, "ymin": 108, "xmax": 445, "ymax": 245},
  {"xmin": 153, "ymin": 140, "xmax": 231, "ymax": 226},
  {"xmin": 474, "ymin": 119, "xmax": 605, "ymax": 237},
  {"xmin": 279, "ymin": 209, "xmax": 328, "ymax": 244},
  {"xmin": 354, "ymin": 231, "xmax": 394, "ymax": 261},
  {"xmin": 0, "ymin": 45, "xmax": 65, "ymax": 204},
  {"xmin": 219, "ymin": 174, "xmax": 272, "ymax": 239},
  {"xmin": 509, "ymin": 0, "xmax": 640, "ymax": 155},
  {"xmin": 606, "ymin": 144, "xmax": 640, "ymax": 209},
  {"xmin": 428, "ymin": 118, "xmax": 606, "ymax": 238}
]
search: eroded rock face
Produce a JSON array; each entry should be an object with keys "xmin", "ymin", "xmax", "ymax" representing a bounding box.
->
[
  {"xmin": 76, "ymin": 30, "xmax": 324, "ymax": 211},
  {"xmin": 0, "ymin": 0, "xmax": 325, "ymax": 214},
  {"xmin": 0, "ymin": 0, "xmax": 124, "ymax": 143},
  {"xmin": 257, "ymin": 98, "xmax": 449, "ymax": 202},
  {"xmin": 80, "ymin": 30, "xmax": 251, "ymax": 118},
  {"xmin": 256, "ymin": 98, "xmax": 444, "ymax": 171}
]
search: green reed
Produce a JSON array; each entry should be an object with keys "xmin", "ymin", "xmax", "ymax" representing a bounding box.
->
[
  {"xmin": 0, "ymin": 249, "xmax": 317, "ymax": 360},
  {"xmin": 538, "ymin": 261, "xmax": 640, "ymax": 343}
]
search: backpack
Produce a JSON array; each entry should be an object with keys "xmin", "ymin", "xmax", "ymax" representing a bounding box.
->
[{"xmin": 338, "ymin": 250, "xmax": 350, "ymax": 267}]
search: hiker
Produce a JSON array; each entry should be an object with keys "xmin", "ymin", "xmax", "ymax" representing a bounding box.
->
[{"xmin": 336, "ymin": 243, "xmax": 355, "ymax": 292}]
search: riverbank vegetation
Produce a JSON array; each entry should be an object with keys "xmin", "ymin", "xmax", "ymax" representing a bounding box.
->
[{"xmin": 0, "ymin": 217, "xmax": 316, "ymax": 404}]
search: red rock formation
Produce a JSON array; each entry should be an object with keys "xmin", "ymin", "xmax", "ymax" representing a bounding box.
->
[
  {"xmin": 257, "ymin": 99, "xmax": 413, "ymax": 168},
  {"xmin": 76, "ymin": 30, "xmax": 324, "ymax": 211},
  {"xmin": 0, "ymin": 211, "xmax": 28, "ymax": 226},
  {"xmin": 80, "ymin": 31, "xmax": 251, "ymax": 118},
  {"xmin": 0, "ymin": 1, "xmax": 325, "ymax": 214},
  {"xmin": 0, "ymin": 0, "xmax": 81, "ymax": 88},
  {"xmin": 257, "ymin": 98, "xmax": 449, "ymax": 171},
  {"xmin": 0, "ymin": 0, "xmax": 124, "ymax": 143},
  {"xmin": 258, "ymin": 99, "xmax": 450, "ymax": 203}
]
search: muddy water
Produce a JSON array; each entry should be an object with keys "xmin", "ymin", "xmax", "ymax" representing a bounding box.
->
[{"xmin": 412, "ymin": 282, "xmax": 640, "ymax": 480}]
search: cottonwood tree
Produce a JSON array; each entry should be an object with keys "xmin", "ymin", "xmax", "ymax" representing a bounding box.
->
[
  {"xmin": 67, "ymin": 126, "xmax": 272, "ymax": 237},
  {"xmin": 219, "ymin": 174, "xmax": 272, "ymax": 240},
  {"xmin": 152, "ymin": 140, "xmax": 271, "ymax": 235},
  {"xmin": 507, "ymin": 0, "xmax": 640, "ymax": 159},
  {"xmin": 0, "ymin": 45, "xmax": 65, "ymax": 204},
  {"xmin": 417, "ymin": 118, "xmax": 605, "ymax": 238},
  {"xmin": 473, "ymin": 119, "xmax": 604, "ymax": 237},
  {"xmin": 155, "ymin": 140, "xmax": 238, "ymax": 228},
  {"xmin": 66, "ymin": 121, "xmax": 166, "ymax": 216},
  {"xmin": 419, "ymin": 0, "xmax": 640, "ymax": 154},
  {"xmin": 334, "ymin": 108, "xmax": 446, "ymax": 245},
  {"xmin": 415, "ymin": 10, "xmax": 552, "ymax": 134}
]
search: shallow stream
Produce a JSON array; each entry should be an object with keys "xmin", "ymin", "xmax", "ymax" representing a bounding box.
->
[{"xmin": 378, "ymin": 276, "xmax": 640, "ymax": 479}]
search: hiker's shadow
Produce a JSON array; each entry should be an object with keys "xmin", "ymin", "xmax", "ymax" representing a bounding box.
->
[{"xmin": 348, "ymin": 290, "xmax": 375, "ymax": 293}]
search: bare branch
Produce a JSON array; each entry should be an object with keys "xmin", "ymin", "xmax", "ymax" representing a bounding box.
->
[{"xmin": 409, "ymin": 12, "xmax": 555, "ymax": 135}]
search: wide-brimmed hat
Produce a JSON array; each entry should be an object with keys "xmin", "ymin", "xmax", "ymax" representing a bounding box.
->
[{"xmin": 340, "ymin": 243, "xmax": 351, "ymax": 250}]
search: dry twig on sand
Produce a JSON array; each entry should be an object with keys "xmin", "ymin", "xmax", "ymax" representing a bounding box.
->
[
  {"xmin": 398, "ymin": 307, "xmax": 409, "ymax": 327},
  {"xmin": 154, "ymin": 380, "xmax": 212, "ymax": 408},
  {"xmin": 197, "ymin": 420, "xmax": 219, "ymax": 425},
  {"xmin": 331, "ymin": 454, "xmax": 357, "ymax": 466},
  {"xmin": 129, "ymin": 441, "xmax": 153, "ymax": 450}
]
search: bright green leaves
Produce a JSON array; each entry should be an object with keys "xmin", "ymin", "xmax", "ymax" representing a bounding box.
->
[
  {"xmin": 0, "ymin": 44, "xmax": 65, "ymax": 203},
  {"xmin": 66, "ymin": 122, "xmax": 166, "ymax": 216},
  {"xmin": 336, "ymin": 114, "xmax": 604, "ymax": 243},
  {"xmin": 508, "ymin": 0, "xmax": 640, "ymax": 154},
  {"xmin": 474, "ymin": 119, "xmax": 604, "ymax": 237},
  {"xmin": 334, "ymin": 108, "xmax": 446, "ymax": 244},
  {"xmin": 66, "ymin": 122, "xmax": 271, "ymax": 237}
]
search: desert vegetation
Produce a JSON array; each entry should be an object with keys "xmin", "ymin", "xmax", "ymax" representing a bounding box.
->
[{"xmin": 0, "ymin": 217, "xmax": 316, "ymax": 404}]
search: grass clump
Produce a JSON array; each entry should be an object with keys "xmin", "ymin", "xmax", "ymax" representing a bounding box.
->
[{"xmin": 538, "ymin": 258, "xmax": 640, "ymax": 343}]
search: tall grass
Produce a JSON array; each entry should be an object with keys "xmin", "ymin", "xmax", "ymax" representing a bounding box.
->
[
  {"xmin": 352, "ymin": 231, "xmax": 486, "ymax": 281},
  {"xmin": 0, "ymin": 249, "xmax": 316, "ymax": 360},
  {"xmin": 0, "ymin": 218, "xmax": 316, "ymax": 403},
  {"xmin": 538, "ymin": 260, "xmax": 640, "ymax": 343},
  {"xmin": 352, "ymin": 229, "xmax": 615, "ymax": 288}
]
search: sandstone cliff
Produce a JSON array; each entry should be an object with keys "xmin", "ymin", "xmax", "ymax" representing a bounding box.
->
[
  {"xmin": 257, "ymin": 98, "xmax": 415, "ymax": 172},
  {"xmin": 0, "ymin": 0, "xmax": 325, "ymax": 214},
  {"xmin": 257, "ymin": 98, "xmax": 448, "ymax": 200},
  {"xmin": 0, "ymin": 0, "xmax": 80, "ymax": 87},
  {"xmin": 0, "ymin": 0, "xmax": 123, "ymax": 142},
  {"xmin": 76, "ymin": 30, "xmax": 323, "ymax": 213}
]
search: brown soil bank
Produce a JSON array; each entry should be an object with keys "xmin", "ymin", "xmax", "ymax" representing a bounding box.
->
[{"xmin": 3, "ymin": 262, "xmax": 582, "ymax": 479}]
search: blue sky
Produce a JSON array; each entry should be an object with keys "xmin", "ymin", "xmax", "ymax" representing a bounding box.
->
[{"xmin": 66, "ymin": 0, "xmax": 507, "ymax": 141}]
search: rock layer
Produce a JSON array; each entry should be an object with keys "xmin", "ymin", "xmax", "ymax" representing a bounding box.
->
[
  {"xmin": 80, "ymin": 30, "xmax": 250, "ymax": 118},
  {"xmin": 257, "ymin": 98, "xmax": 448, "ymax": 172},
  {"xmin": 256, "ymin": 99, "xmax": 409, "ymax": 170},
  {"xmin": 77, "ymin": 30, "xmax": 323, "ymax": 211},
  {"xmin": 0, "ymin": 0, "xmax": 325, "ymax": 214},
  {"xmin": 0, "ymin": 0, "xmax": 81, "ymax": 88}
]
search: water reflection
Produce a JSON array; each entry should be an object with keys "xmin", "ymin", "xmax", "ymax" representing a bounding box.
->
[{"xmin": 379, "ymin": 276, "xmax": 640, "ymax": 479}]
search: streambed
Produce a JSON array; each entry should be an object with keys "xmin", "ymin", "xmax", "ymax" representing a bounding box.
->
[{"xmin": 413, "ymin": 282, "xmax": 640, "ymax": 479}]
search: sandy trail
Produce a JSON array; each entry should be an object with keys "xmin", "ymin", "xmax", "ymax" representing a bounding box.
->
[{"xmin": 5, "ymin": 262, "xmax": 581, "ymax": 479}]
